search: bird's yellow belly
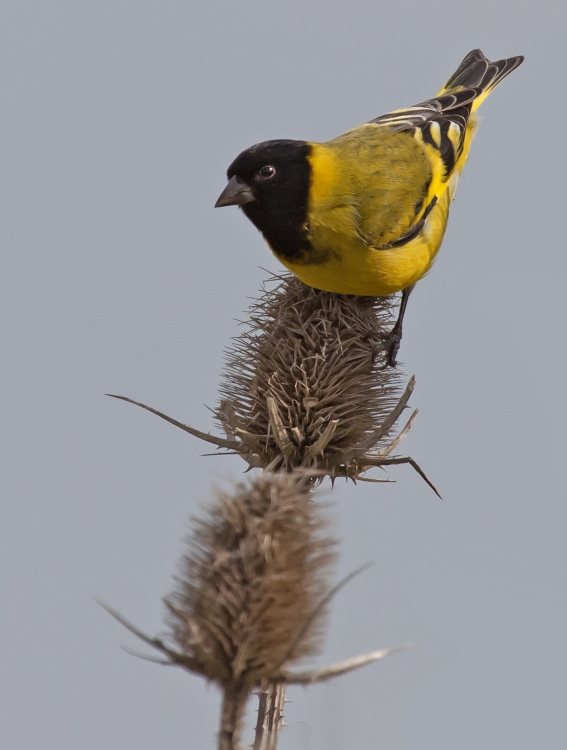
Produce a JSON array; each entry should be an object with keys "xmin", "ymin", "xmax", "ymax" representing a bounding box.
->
[
  {"xmin": 281, "ymin": 242, "xmax": 432, "ymax": 296},
  {"xmin": 279, "ymin": 192, "xmax": 450, "ymax": 297}
]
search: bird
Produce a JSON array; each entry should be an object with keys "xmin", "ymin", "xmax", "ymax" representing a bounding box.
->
[{"xmin": 215, "ymin": 49, "xmax": 523, "ymax": 365}]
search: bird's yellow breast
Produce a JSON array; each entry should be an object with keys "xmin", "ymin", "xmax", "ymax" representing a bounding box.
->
[
  {"xmin": 281, "ymin": 192, "xmax": 451, "ymax": 296},
  {"xmin": 277, "ymin": 129, "xmax": 453, "ymax": 296}
]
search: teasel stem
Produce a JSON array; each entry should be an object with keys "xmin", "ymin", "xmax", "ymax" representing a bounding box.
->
[{"xmin": 220, "ymin": 683, "xmax": 249, "ymax": 750}]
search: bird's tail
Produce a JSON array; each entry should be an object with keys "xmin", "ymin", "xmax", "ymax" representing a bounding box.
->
[{"xmin": 437, "ymin": 49, "xmax": 524, "ymax": 111}]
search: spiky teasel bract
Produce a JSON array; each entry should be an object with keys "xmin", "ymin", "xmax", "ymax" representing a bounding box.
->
[
  {"xmin": 165, "ymin": 472, "xmax": 337, "ymax": 688},
  {"xmin": 217, "ymin": 274, "xmax": 411, "ymax": 479}
]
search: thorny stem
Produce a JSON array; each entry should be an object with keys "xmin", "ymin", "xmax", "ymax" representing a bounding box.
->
[{"xmin": 253, "ymin": 683, "xmax": 287, "ymax": 750}]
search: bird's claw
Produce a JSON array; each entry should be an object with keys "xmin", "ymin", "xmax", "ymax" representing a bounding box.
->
[
  {"xmin": 384, "ymin": 329, "xmax": 402, "ymax": 368},
  {"xmin": 376, "ymin": 330, "xmax": 401, "ymax": 369}
]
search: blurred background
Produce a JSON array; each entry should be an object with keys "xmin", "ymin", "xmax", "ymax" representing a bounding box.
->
[{"xmin": 1, "ymin": 1, "xmax": 565, "ymax": 747}]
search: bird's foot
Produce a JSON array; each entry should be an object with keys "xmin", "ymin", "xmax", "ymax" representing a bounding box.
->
[{"xmin": 383, "ymin": 328, "xmax": 402, "ymax": 368}]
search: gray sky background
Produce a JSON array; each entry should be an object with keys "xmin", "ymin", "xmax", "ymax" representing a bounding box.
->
[{"xmin": 1, "ymin": 1, "xmax": 565, "ymax": 748}]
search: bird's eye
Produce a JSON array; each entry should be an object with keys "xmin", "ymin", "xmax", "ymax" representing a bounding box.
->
[{"xmin": 256, "ymin": 165, "xmax": 276, "ymax": 180}]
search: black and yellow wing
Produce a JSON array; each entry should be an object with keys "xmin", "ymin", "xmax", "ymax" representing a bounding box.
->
[{"xmin": 371, "ymin": 87, "xmax": 477, "ymax": 181}]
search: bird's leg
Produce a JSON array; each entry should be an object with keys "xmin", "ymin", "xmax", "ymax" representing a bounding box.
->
[{"xmin": 386, "ymin": 284, "xmax": 414, "ymax": 367}]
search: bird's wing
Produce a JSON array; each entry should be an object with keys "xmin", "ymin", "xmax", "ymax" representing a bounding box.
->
[
  {"xmin": 357, "ymin": 51, "xmax": 523, "ymax": 249},
  {"xmin": 370, "ymin": 86, "xmax": 478, "ymax": 182},
  {"xmin": 341, "ymin": 90, "xmax": 475, "ymax": 249}
]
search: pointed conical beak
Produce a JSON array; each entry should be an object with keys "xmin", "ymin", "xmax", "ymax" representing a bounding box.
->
[{"xmin": 215, "ymin": 175, "xmax": 256, "ymax": 208}]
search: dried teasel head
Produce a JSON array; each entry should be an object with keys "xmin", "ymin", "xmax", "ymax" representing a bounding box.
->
[
  {"xmin": 216, "ymin": 274, "xmax": 411, "ymax": 479},
  {"xmin": 164, "ymin": 472, "xmax": 336, "ymax": 688},
  {"xmin": 107, "ymin": 273, "xmax": 438, "ymax": 494}
]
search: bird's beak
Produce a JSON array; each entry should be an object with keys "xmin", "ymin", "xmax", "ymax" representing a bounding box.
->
[{"xmin": 215, "ymin": 175, "xmax": 256, "ymax": 208}]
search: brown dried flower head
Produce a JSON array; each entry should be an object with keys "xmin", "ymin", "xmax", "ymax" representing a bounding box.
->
[
  {"xmin": 107, "ymin": 273, "xmax": 437, "ymax": 493},
  {"xmin": 165, "ymin": 472, "xmax": 336, "ymax": 688},
  {"xmin": 217, "ymin": 275, "xmax": 407, "ymax": 478}
]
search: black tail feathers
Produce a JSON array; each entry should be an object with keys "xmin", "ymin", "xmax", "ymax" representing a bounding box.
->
[{"xmin": 442, "ymin": 49, "xmax": 524, "ymax": 95}]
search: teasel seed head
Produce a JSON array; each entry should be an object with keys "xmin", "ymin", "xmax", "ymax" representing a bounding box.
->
[
  {"xmin": 165, "ymin": 471, "xmax": 337, "ymax": 687},
  {"xmin": 216, "ymin": 275, "xmax": 409, "ymax": 479}
]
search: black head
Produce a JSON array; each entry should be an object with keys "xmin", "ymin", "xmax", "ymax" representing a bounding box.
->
[{"xmin": 215, "ymin": 139, "xmax": 312, "ymax": 261}]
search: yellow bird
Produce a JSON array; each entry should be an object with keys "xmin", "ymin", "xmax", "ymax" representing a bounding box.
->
[{"xmin": 216, "ymin": 49, "xmax": 523, "ymax": 364}]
